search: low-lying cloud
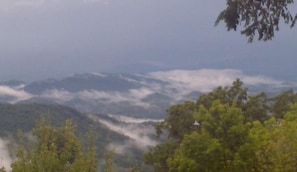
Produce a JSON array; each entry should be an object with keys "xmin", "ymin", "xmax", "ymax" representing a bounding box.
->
[
  {"xmin": 40, "ymin": 89, "xmax": 74, "ymax": 103},
  {"xmin": 148, "ymin": 69, "xmax": 283, "ymax": 99},
  {"xmin": 39, "ymin": 88, "xmax": 154, "ymax": 108},
  {"xmin": 0, "ymin": 69, "xmax": 288, "ymax": 110},
  {"xmin": 0, "ymin": 86, "xmax": 32, "ymax": 103},
  {"xmin": 94, "ymin": 116, "xmax": 158, "ymax": 153},
  {"xmin": 108, "ymin": 114, "xmax": 163, "ymax": 123}
]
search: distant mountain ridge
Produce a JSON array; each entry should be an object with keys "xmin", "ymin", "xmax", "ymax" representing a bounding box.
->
[
  {"xmin": 0, "ymin": 69, "xmax": 296, "ymax": 119},
  {"xmin": 23, "ymin": 73, "xmax": 141, "ymax": 94}
]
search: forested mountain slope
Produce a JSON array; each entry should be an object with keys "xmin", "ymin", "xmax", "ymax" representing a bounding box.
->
[{"xmin": 0, "ymin": 103, "xmax": 128, "ymax": 150}]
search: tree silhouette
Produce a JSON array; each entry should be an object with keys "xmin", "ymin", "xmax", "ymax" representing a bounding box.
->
[{"xmin": 216, "ymin": 0, "xmax": 297, "ymax": 42}]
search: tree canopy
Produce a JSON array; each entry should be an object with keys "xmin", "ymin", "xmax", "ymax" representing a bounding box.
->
[
  {"xmin": 145, "ymin": 79, "xmax": 297, "ymax": 171},
  {"xmin": 216, "ymin": 0, "xmax": 297, "ymax": 42},
  {"xmin": 11, "ymin": 117, "xmax": 97, "ymax": 172}
]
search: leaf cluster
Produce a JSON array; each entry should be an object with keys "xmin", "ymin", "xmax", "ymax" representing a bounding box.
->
[{"xmin": 216, "ymin": 0, "xmax": 297, "ymax": 42}]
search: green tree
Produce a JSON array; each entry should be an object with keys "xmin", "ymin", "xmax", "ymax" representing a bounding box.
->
[
  {"xmin": 11, "ymin": 117, "xmax": 97, "ymax": 172},
  {"xmin": 145, "ymin": 81, "xmax": 297, "ymax": 171},
  {"xmin": 156, "ymin": 101, "xmax": 197, "ymax": 141},
  {"xmin": 196, "ymin": 79, "xmax": 248, "ymax": 110},
  {"xmin": 146, "ymin": 99, "xmax": 252, "ymax": 171},
  {"xmin": 247, "ymin": 105, "xmax": 297, "ymax": 171},
  {"xmin": 145, "ymin": 79, "xmax": 249, "ymax": 171},
  {"xmin": 145, "ymin": 100, "xmax": 197, "ymax": 171},
  {"xmin": 165, "ymin": 103, "xmax": 297, "ymax": 172},
  {"xmin": 243, "ymin": 92, "xmax": 269, "ymax": 122},
  {"xmin": 144, "ymin": 141, "xmax": 178, "ymax": 172},
  {"xmin": 271, "ymin": 89, "xmax": 297, "ymax": 118},
  {"xmin": 216, "ymin": 0, "xmax": 297, "ymax": 42},
  {"xmin": 167, "ymin": 101, "xmax": 250, "ymax": 172},
  {"xmin": 167, "ymin": 131, "xmax": 223, "ymax": 172}
]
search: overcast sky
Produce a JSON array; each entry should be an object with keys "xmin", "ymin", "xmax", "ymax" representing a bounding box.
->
[{"xmin": 0, "ymin": 0, "xmax": 296, "ymax": 81}]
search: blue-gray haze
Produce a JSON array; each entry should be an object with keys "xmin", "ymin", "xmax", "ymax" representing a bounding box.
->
[{"xmin": 0, "ymin": 0, "xmax": 296, "ymax": 81}]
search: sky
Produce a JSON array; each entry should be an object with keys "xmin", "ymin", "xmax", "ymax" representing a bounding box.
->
[{"xmin": 0, "ymin": 0, "xmax": 296, "ymax": 81}]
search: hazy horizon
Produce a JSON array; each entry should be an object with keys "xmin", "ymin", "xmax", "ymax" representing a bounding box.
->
[{"xmin": 0, "ymin": 0, "xmax": 296, "ymax": 81}]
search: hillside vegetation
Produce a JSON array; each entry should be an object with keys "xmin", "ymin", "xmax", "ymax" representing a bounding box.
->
[
  {"xmin": 0, "ymin": 104, "xmax": 90, "ymax": 135},
  {"xmin": 0, "ymin": 103, "xmax": 128, "ymax": 157},
  {"xmin": 0, "ymin": 103, "xmax": 152, "ymax": 171}
]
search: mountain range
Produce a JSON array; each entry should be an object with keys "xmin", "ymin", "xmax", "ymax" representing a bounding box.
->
[{"xmin": 1, "ymin": 69, "xmax": 296, "ymax": 119}]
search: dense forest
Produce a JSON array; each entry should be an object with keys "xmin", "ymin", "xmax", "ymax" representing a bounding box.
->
[{"xmin": 145, "ymin": 79, "xmax": 297, "ymax": 172}]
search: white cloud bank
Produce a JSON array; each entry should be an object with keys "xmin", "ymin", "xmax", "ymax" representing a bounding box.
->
[
  {"xmin": 40, "ymin": 89, "xmax": 74, "ymax": 102},
  {"xmin": 108, "ymin": 114, "xmax": 163, "ymax": 123},
  {"xmin": 101, "ymin": 119, "xmax": 157, "ymax": 148},
  {"xmin": 148, "ymin": 69, "xmax": 283, "ymax": 99},
  {"xmin": 91, "ymin": 115, "xmax": 158, "ymax": 154},
  {"xmin": 1, "ymin": 69, "xmax": 287, "ymax": 107},
  {"xmin": 0, "ymin": 86, "xmax": 32, "ymax": 103},
  {"xmin": 39, "ymin": 87, "xmax": 154, "ymax": 108}
]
